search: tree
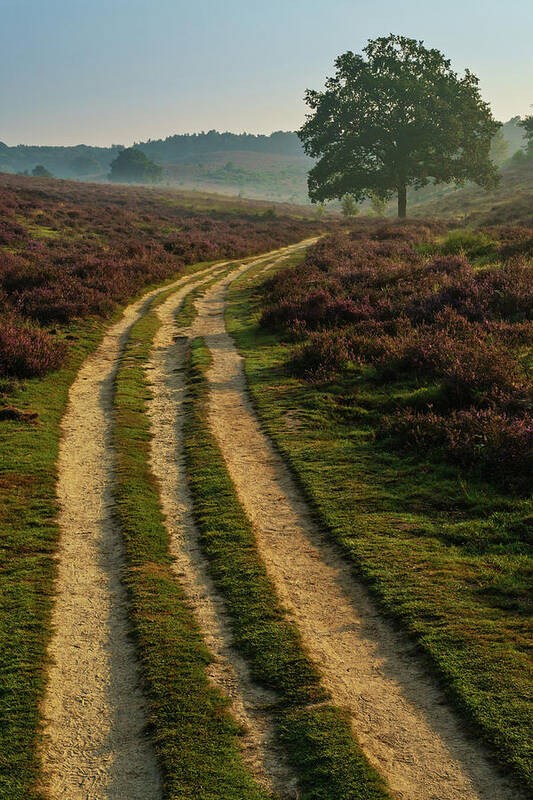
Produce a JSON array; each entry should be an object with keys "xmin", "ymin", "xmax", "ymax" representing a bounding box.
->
[
  {"xmin": 32, "ymin": 164, "xmax": 53, "ymax": 178},
  {"xmin": 109, "ymin": 147, "xmax": 162, "ymax": 183},
  {"xmin": 489, "ymin": 129, "xmax": 509, "ymax": 166},
  {"xmin": 369, "ymin": 192, "xmax": 387, "ymax": 217},
  {"xmin": 340, "ymin": 194, "xmax": 359, "ymax": 217},
  {"xmin": 314, "ymin": 201, "xmax": 326, "ymax": 219},
  {"xmin": 298, "ymin": 35, "xmax": 500, "ymax": 218},
  {"xmin": 519, "ymin": 116, "xmax": 533, "ymax": 153}
]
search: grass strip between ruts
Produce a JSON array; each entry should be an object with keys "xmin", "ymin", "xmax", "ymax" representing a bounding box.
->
[
  {"xmin": 112, "ymin": 285, "xmax": 274, "ymax": 800},
  {"xmin": 183, "ymin": 336, "xmax": 391, "ymax": 800},
  {"xmin": 174, "ymin": 253, "xmax": 274, "ymax": 328}
]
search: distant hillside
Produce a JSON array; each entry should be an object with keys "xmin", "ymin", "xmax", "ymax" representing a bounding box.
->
[
  {"xmin": 0, "ymin": 131, "xmax": 312, "ymax": 203},
  {"xmin": 0, "ymin": 119, "xmax": 528, "ymax": 208},
  {"xmin": 410, "ymin": 155, "xmax": 533, "ymax": 226}
]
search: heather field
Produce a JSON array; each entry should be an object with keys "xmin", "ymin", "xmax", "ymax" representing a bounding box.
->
[{"xmin": 261, "ymin": 223, "xmax": 533, "ymax": 488}]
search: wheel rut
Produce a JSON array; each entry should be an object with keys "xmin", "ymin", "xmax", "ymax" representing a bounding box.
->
[
  {"xmin": 145, "ymin": 251, "xmax": 303, "ymax": 798},
  {"xmin": 191, "ymin": 260, "xmax": 525, "ymax": 800},
  {"xmin": 40, "ymin": 262, "xmax": 225, "ymax": 800}
]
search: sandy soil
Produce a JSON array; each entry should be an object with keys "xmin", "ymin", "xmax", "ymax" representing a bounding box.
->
[
  {"xmin": 40, "ymin": 263, "xmax": 225, "ymax": 800},
  {"xmin": 146, "ymin": 253, "xmax": 304, "ymax": 797},
  {"xmin": 192, "ymin": 262, "xmax": 525, "ymax": 800}
]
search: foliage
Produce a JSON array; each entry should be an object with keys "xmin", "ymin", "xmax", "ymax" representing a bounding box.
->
[
  {"xmin": 31, "ymin": 165, "xmax": 52, "ymax": 178},
  {"xmin": 369, "ymin": 192, "xmax": 387, "ymax": 217},
  {"xmin": 489, "ymin": 128, "xmax": 509, "ymax": 165},
  {"xmin": 108, "ymin": 146, "xmax": 162, "ymax": 183},
  {"xmin": 69, "ymin": 154, "xmax": 101, "ymax": 175},
  {"xmin": 519, "ymin": 116, "xmax": 533, "ymax": 152},
  {"xmin": 314, "ymin": 201, "xmax": 326, "ymax": 219},
  {"xmin": 298, "ymin": 35, "xmax": 500, "ymax": 217},
  {"xmin": 340, "ymin": 194, "xmax": 359, "ymax": 217}
]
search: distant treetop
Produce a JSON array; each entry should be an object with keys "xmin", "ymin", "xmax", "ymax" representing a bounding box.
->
[
  {"xmin": 108, "ymin": 147, "xmax": 162, "ymax": 184},
  {"xmin": 32, "ymin": 164, "xmax": 53, "ymax": 178}
]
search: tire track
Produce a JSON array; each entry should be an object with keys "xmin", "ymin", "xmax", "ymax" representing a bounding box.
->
[
  {"xmin": 191, "ymin": 261, "xmax": 525, "ymax": 800},
  {"xmin": 40, "ymin": 262, "xmax": 225, "ymax": 800},
  {"xmin": 145, "ymin": 246, "xmax": 311, "ymax": 798}
]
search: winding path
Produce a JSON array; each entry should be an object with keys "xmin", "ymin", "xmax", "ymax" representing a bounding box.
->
[{"xmin": 145, "ymin": 251, "xmax": 302, "ymax": 798}]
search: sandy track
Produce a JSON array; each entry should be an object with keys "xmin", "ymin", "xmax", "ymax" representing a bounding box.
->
[
  {"xmin": 193, "ymin": 263, "xmax": 524, "ymax": 800},
  {"xmin": 40, "ymin": 263, "xmax": 226, "ymax": 800},
  {"xmin": 146, "ymin": 251, "xmax": 304, "ymax": 797}
]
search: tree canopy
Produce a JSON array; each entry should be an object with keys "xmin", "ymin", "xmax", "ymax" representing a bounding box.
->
[
  {"xmin": 519, "ymin": 116, "xmax": 533, "ymax": 152},
  {"xmin": 298, "ymin": 35, "xmax": 501, "ymax": 217},
  {"xmin": 32, "ymin": 164, "xmax": 53, "ymax": 178},
  {"xmin": 109, "ymin": 147, "xmax": 162, "ymax": 184}
]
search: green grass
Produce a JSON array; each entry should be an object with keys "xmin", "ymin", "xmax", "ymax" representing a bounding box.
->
[
  {"xmin": 226, "ymin": 258, "xmax": 533, "ymax": 794},
  {"xmin": 183, "ymin": 336, "xmax": 391, "ymax": 800},
  {"xmin": 112, "ymin": 294, "xmax": 272, "ymax": 800},
  {"xmin": 174, "ymin": 260, "xmax": 240, "ymax": 327}
]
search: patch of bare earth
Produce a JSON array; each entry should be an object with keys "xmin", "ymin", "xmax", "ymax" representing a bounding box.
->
[
  {"xmin": 146, "ymin": 249, "xmax": 308, "ymax": 798},
  {"xmin": 40, "ymin": 263, "xmax": 223, "ymax": 800},
  {"xmin": 192, "ymin": 261, "xmax": 525, "ymax": 800}
]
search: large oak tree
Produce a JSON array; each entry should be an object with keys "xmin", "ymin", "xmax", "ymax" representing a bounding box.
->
[{"xmin": 298, "ymin": 35, "xmax": 500, "ymax": 217}]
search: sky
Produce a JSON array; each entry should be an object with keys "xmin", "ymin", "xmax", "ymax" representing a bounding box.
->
[{"xmin": 1, "ymin": 0, "xmax": 532, "ymax": 147}]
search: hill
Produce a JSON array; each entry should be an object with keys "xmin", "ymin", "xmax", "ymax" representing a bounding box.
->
[
  {"xmin": 0, "ymin": 119, "xmax": 528, "ymax": 208},
  {"xmin": 0, "ymin": 131, "xmax": 313, "ymax": 203},
  {"xmin": 410, "ymin": 155, "xmax": 533, "ymax": 225}
]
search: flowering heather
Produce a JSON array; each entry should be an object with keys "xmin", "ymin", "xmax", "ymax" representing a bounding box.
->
[
  {"xmin": 0, "ymin": 314, "xmax": 66, "ymax": 378},
  {"xmin": 261, "ymin": 221, "xmax": 533, "ymax": 487},
  {"xmin": 0, "ymin": 174, "xmax": 321, "ymax": 377}
]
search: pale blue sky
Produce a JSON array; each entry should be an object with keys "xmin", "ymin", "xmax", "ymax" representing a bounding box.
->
[{"xmin": 1, "ymin": 0, "xmax": 532, "ymax": 146}]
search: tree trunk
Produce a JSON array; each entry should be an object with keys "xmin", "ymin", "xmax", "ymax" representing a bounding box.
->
[{"xmin": 397, "ymin": 183, "xmax": 407, "ymax": 218}]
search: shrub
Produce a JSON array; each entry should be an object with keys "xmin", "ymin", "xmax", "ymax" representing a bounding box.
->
[
  {"xmin": 0, "ymin": 316, "xmax": 66, "ymax": 378},
  {"xmin": 260, "ymin": 223, "xmax": 533, "ymax": 483}
]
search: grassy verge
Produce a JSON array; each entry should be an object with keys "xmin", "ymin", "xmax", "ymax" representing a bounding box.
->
[
  {"xmin": 226, "ymin": 258, "xmax": 533, "ymax": 792},
  {"xmin": 112, "ymin": 289, "xmax": 275, "ymax": 799},
  {"xmin": 183, "ymin": 336, "xmax": 391, "ymax": 800},
  {"xmin": 0, "ymin": 259, "xmax": 220, "ymax": 800}
]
